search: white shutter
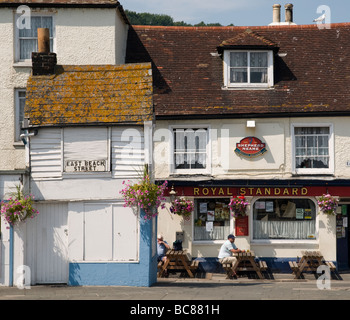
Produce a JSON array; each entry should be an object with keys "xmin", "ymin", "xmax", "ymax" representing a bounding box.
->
[
  {"xmin": 113, "ymin": 204, "xmax": 138, "ymax": 261},
  {"xmin": 63, "ymin": 127, "xmax": 109, "ymax": 172},
  {"xmin": 84, "ymin": 203, "xmax": 113, "ymax": 261}
]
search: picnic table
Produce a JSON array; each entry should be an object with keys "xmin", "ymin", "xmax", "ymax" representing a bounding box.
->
[
  {"xmin": 222, "ymin": 251, "xmax": 267, "ymax": 279},
  {"xmin": 289, "ymin": 250, "xmax": 336, "ymax": 279},
  {"xmin": 157, "ymin": 249, "xmax": 199, "ymax": 278}
]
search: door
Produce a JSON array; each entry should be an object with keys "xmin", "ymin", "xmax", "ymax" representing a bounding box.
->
[
  {"xmin": 336, "ymin": 204, "xmax": 349, "ymax": 270},
  {"xmin": 26, "ymin": 202, "xmax": 69, "ymax": 284}
]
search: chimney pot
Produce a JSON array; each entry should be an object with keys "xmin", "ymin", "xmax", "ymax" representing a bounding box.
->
[
  {"xmin": 37, "ymin": 28, "xmax": 50, "ymax": 53},
  {"xmin": 285, "ymin": 3, "xmax": 293, "ymax": 23},
  {"xmin": 272, "ymin": 4, "xmax": 281, "ymax": 23},
  {"xmin": 32, "ymin": 28, "xmax": 56, "ymax": 76}
]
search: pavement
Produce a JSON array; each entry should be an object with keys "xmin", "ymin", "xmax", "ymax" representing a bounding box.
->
[{"xmin": 1, "ymin": 271, "xmax": 350, "ymax": 302}]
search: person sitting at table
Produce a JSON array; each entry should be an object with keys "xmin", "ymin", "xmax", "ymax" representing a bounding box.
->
[
  {"xmin": 157, "ymin": 234, "xmax": 170, "ymax": 276},
  {"xmin": 218, "ymin": 234, "xmax": 245, "ymax": 278}
]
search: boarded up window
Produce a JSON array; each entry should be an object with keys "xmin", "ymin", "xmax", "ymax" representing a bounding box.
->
[
  {"xmin": 83, "ymin": 203, "xmax": 138, "ymax": 261},
  {"xmin": 63, "ymin": 127, "xmax": 109, "ymax": 172}
]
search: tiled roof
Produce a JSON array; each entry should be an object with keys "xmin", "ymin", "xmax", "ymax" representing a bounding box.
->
[
  {"xmin": 219, "ymin": 29, "xmax": 278, "ymax": 49},
  {"xmin": 0, "ymin": 0, "xmax": 119, "ymax": 5},
  {"xmin": 25, "ymin": 63, "xmax": 153, "ymax": 127},
  {"xmin": 126, "ymin": 23, "xmax": 350, "ymax": 118}
]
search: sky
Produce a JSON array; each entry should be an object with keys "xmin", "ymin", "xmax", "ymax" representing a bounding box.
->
[{"xmin": 121, "ymin": 0, "xmax": 350, "ymax": 26}]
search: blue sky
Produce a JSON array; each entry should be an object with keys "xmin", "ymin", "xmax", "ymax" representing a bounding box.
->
[{"xmin": 122, "ymin": 0, "xmax": 350, "ymax": 26}]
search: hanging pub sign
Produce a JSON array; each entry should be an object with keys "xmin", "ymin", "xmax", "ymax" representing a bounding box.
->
[{"xmin": 235, "ymin": 136, "xmax": 267, "ymax": 158}]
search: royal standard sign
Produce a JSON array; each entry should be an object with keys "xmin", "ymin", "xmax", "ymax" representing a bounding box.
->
[{"xmin": 235, "ymin": 136, "xmax": 267, "ymax": 158}]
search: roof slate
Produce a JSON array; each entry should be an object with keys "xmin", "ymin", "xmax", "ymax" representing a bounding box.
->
[
  {"xmin": 126, "ymin": 23, "xmax": 350, "ymax": 118},
  {"xmin": 25, "ymin": 63, "xmax": 153, "ymax": 127}
]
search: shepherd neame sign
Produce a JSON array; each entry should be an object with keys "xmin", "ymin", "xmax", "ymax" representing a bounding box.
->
[
  {"xmin": 65, "ymin": 160, "xmax": 107, "ymax": 172},
  {"xmin": 235, "ymin": 136, "xmax": 267, "ymax": 158}
]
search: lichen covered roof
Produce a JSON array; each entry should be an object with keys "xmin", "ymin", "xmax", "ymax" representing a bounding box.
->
[{"xmin": 25, "ymin": 63, "xmax": 153, "ymax": 127}]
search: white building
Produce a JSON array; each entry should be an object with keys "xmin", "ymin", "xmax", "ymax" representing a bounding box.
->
[
  {"xmin": 126, "ymin": 5, "xmax": 350, "ymax": 273},
  {"xmin": 0, "ymin": 0, "xmax": 159, "ymax": 287}
]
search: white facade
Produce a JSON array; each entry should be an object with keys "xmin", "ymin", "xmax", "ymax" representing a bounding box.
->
[
  {"xmin": 0, "ymin": 4, "xmax": 129, "ymax": 286},
  {"xmin": 154, "ymin": 116, "xmax": 350, "ymax": 265},
  {"xmin": 12, "ymin": 124, "xmax": 152, "ymax": 285}
]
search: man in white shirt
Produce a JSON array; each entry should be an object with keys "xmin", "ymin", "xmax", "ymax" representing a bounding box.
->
[{"xmin": 218, "ymin": 234, "xmax": 245, "ymax": 265}]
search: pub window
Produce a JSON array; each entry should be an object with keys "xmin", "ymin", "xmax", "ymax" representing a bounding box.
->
[
  {"xmin": 253, "ymin": 198, "xmax": 316, "ymax": 240},
  {"xmin": 194, "ymin": 199, "xmax": 230, "ymax": 241},
  {"xmin": 173, "ymin": 127, "xmax": 208, "ymax": 172},
  {"xmin": 223, "ymin": 50, "xmax": 274, "ymax": 88},
  {"xmin": 292, "ymin": 125, "xmax": 334, "ymax": 175}
]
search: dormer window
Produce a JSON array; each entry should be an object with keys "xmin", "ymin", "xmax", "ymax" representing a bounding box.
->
[
  {"xmin": 223, "ymin": 50, "xmax": 274, "ymax": 88},
  {"xmin": 219, "ymin": 29, "xmax": 277, "ymax": 89}
]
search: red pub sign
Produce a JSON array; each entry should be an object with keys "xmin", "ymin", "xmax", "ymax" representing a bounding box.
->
[
  {"xmin": 168, "ymin": 186, "xmax": 342, "ymax": 197},
  {"xmin": 235, "ymin": 136, "xmax": 267, "ymax": 157}
]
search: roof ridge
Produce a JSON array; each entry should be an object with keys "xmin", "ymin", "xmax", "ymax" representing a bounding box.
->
[{"xmin": 132, "ymin": 22, "xmax": 350, "ymax": 30}]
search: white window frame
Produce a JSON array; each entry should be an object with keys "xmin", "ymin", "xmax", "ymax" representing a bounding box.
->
[
  {"xmin": 170, "ymin": 125, "xmax": 211, "ymax": 175},
  {"xmin": 223, "ymin": 50, "xmax": 274, "ymax": 88},
  {"xmin": 14, "ymin": 88, "xmax": 26, "ymax": 142},
  {"xmin": 250, "ymin": 196, "xmax": 319, "ymax": 245},
  {"xmin": 14, "ymin": 12, "xmax": 55, "ymax": 64},
  {"xmin": 291, "ymin": 123, "xmax": 334, "ymax": 175}
]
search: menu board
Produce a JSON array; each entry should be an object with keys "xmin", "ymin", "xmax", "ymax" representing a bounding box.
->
[{"xmin": 235, "ymin": 216, "xmax": 249, "ymax": 236}]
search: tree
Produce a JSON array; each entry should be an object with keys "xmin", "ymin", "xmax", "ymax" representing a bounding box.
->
[{"xmin": 125, "ymin": 10, "xmax": 233, "ymax": 26}]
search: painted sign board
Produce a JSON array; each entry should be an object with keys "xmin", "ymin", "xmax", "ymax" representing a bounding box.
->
[
  {"xmin": 235, "ymin": 136, "xmax": 267, "ymax": 158},
  {"xmin": 235, "ymin": 216, "xmax": 249, "ymax": 236}
]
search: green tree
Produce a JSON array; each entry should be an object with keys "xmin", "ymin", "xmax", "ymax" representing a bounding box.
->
[{"xmin": 125, "ymin": 10, "xmax": 233, "ymax": 26}]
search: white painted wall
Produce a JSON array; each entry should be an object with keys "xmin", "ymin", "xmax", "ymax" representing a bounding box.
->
[
  {"xmin": 155, "ymin": 117, "xmax": 345, "ymax": 261},
  {"xmin": 0, "ymin": 7, "xmax": 128, "ymax": 175},
  {"xmin": 154, "ymin": 117, "xmax": 350, "ymax": 180}
]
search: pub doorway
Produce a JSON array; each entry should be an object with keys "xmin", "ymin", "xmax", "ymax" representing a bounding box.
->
[{"xmin": 336, "ymin": 204, "xmax": 350, "ymax": 271}]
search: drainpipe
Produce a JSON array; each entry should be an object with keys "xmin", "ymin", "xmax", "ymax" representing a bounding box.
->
[{"xmin": 9, "ymin": 224, "xmax": 13, "ymax": 287}]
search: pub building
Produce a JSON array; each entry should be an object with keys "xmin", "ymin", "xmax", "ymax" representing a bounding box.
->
[{"xmin": 126, "ymin": 4, "xmax": 350, "ymax": 272}]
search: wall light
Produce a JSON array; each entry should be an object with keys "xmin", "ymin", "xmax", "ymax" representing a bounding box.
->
[{"xmin": 246, "ymin": 120, "xmax": 256, "ymax": 128}]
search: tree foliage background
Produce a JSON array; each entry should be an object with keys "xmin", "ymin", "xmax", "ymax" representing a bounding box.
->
[{"xmin": 125, "ymin": 10, "xmax": 234, "ymax": 26}]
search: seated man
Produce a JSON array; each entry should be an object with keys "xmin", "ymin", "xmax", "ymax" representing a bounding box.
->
[
  {"xmin": 157, "ymin": 234, "xmax": 170, "ymax": 275},
  {"xmin": 218, "ymin": 234, "xmax": 245, "ymax": 277}
]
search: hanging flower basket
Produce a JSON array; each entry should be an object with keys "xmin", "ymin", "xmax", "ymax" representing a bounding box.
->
[
  {"xmin": 120, "ymin": 166, "xmax": 167, "ymax": 220},
  {"xmin": 317, "ymin": 194, "xmax": 339, "ymax": 216},
  {"xmin": 229, "ymin": 195, "xmax": 249, "ymax": 218},
  {"xmin": 0, "ymin": 186, "xmax": 39, "ymax": 228},
  {"xmin": 170, "ymin": 197, "xmax": 194, "ymax": 220}
]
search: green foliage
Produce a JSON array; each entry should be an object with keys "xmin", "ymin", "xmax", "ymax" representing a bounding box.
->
[{"xmin": 125, "ymin": 10, "xmax": 233, "ymax": 27}]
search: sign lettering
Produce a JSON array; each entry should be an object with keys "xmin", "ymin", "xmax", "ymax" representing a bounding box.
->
[
  {"xmin": 64, "ymin": 160, "xmax": 107, "ymax": 172},
  {"xmin": 235, "ymin": 136, "xmax": 267, "ymax": 158}
]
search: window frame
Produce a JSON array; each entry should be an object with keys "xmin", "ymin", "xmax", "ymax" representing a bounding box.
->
[
  {"xmin": 250, "ymin": 196, "xmax": 319, "ymax": 245},
  {"xmin": 14, "ymin": 12, "xmax": 55, "ymax": 63},
  {"xmin": 169, "ymin": 124, "xmax": 211, "ymax": 175},
  {"xmin": 14, "ymin": 88, "xmax": 26, "ymax": 142},
  {"xmin": 291, "ymin": 123, "xmax": 334, "ymax": 175},
  {"xmin": 223, "ymin": 50, "xmax": 274, "ymax": 88}
]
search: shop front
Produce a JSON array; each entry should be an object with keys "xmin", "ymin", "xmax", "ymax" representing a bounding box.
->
[{"xmin": 159, "ymin": 181, "xmax": 350, "ymax": 273}]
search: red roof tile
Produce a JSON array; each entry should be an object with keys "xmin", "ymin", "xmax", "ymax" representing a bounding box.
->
[{"xmin": 126, "ymin": 23, "xmax": 350, "ymax": 118}]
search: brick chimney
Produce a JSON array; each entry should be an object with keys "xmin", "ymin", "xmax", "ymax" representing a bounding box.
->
[{"xmin": 32, "ymin": 28, "xmax": 57, "ymax": 76}]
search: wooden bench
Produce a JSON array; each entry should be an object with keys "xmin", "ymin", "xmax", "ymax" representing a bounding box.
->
[
  {"xmin": 158, "ymin": 250, "xmax": 199, "ymax": 278},
  {"xmin": 289, "ymin": 251, "xmax": 338, "ymax": 279},
  {"xmin": 222, "ymin": 255, "xmax": 268, "ymax": 279},
  {"xmin": 325, "ymin": 261, "xmax": 336, "ymax": 271}
]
